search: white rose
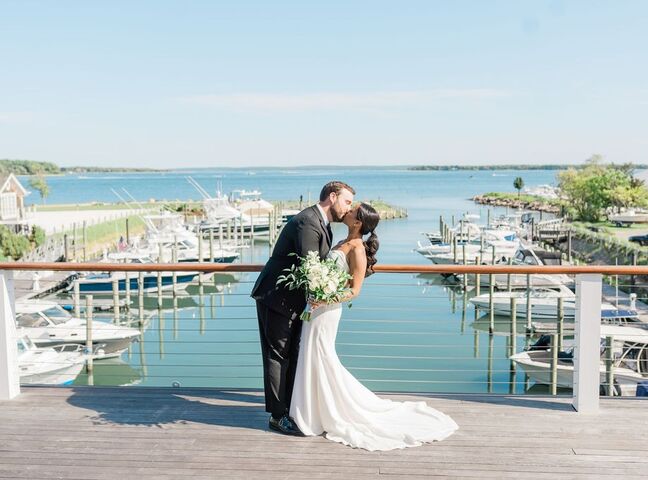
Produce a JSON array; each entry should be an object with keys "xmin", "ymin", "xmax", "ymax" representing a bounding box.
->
[
  {"xmin": 323, "ymin": 280, "xmax": 338, "ymax": 296},
  {"xmin": 307, "ymin": 273, "xmax": 321, "ymax": 289}
]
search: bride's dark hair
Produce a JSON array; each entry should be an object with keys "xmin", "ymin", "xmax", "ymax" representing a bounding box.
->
[{"xmin": 356, "ymin": 203, "xmax": 380, "ymax": 277}]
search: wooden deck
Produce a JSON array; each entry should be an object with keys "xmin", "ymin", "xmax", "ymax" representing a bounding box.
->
[{"xmin": 1, "ymin": 387, "xmax": 647, "ymax": 479}]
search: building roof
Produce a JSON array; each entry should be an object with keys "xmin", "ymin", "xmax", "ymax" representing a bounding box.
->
[{"xmin": 0, "ymin": 173, "xmax": 29, "ymax": 196}]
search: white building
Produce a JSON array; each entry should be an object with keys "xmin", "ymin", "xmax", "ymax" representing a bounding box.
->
[{"xmin": 0, "ymin": 174, "xmax": 30, "ymax": 233}]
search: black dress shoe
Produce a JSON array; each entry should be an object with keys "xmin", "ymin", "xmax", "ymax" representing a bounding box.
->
[{"xmin": 268, "ymin": 414, "xmax": 305, "ymax": 436}]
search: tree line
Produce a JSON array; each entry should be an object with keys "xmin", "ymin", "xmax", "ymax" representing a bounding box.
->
[
  {"xmin": 410, "ymin": 163, "xmax": 648, "ymax": 171},
  {"xmin": 0, "ymin": 159, "xmax": 60, "ymax": 175},
  {"xmin": 511, "ymin": 155, "xmax": 648, "ymax": 222}
]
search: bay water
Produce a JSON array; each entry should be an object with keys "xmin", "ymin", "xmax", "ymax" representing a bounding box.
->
[{"xmin": 27, "ymin": 168, "xmax": 562, "ymax": 393}]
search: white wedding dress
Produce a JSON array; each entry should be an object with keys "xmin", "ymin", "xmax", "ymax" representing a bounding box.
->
[{"xmin": 289, "ymin": 249, "xmax": 458, "ymax": 451}]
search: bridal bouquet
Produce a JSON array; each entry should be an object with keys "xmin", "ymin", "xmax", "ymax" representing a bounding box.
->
[{"xmin": 277, "ymin": 251, "xmax": 353, "ymax": 321}]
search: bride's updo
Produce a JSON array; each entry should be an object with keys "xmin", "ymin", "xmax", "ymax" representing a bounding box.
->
[{"xmin": 356, "ymin": 203, "xmax": 380, "ymax": 277}]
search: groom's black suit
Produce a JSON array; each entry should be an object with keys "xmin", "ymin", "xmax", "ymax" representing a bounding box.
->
[{"xmin": 251, "ymin": 205, "xmax": 332, "ymax": 416}]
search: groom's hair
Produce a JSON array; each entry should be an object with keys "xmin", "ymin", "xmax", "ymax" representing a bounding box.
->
[{"xmin": 319, "ymin": 181, "xmax": 355, "ymax": 201}]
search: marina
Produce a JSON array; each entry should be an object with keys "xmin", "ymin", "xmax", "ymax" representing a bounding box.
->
[
  {"xmin": 1, "ymin": 168, "xmax": 648, "ymax": 480},
  {"xmin": 4, "ymin": 2, "xmax": 647, "ymax": 475},
  {"xmin": 1, "ymin": 168, "xmax": 648, "ymax": 396}
]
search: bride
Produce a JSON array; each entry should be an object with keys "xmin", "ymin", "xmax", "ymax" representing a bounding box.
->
[{"xmin": 289, "ymin": 203, "xmax": 458, "ymax": 451}]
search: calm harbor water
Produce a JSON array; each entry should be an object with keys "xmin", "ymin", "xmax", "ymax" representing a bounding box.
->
[{"xmin": 31, "ymin": 168, "xmax": 564, "ymax": 393}]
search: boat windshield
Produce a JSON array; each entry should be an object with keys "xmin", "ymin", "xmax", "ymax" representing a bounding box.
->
[
  {"xmin": 42, "ymin": 306, "xmax": 72, "ymax": 325},
  {"xmin": 16, "ymin": 313, "xmax": 49, "ymax": 328}
]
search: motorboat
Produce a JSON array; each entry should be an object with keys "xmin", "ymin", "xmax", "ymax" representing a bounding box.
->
[
  {"xmin": 511, "ymin": 325, "xmax": 648, "ymax": 395},
  {"xmin": 416, "ymin": 221, "xmax": 522, "ymax": 265},
  {"xmin": 140, "ymin": 211, "xmax": 242, "ymax": 258},
  {"xmin": 422, "ymin": 239, "xmax": 520, "ymax": 265},
  {"xmin": 469, "ymin": 284, "xmax": 619, "ymax": 319},
  {"xmin": 135, "ymin": 234, "xmax": 240, "ymax": 263},
  {"xmin": 456, "ymin": 248, "xmax": 574, "ymax": 290},
  {"xmin": 80, "ymin": 250, "xmax": 200, "ymax": 293},
  {"xmin": 186, "ymin": 178, "xmax": 287, "ymax": 236},
  {"xmin": 17, "ymin": 333, "xmax": 87, "ymax": 385},
  {"xmin": 15, "ymin": 301, "xmax": 140, "ymax": 358},
  {"xmin": 75, "ymin": 270, "xmax": 199, "ymax": 293},
  {"xmin": 532, "ymin": 308, "xmax": 643, "ymax": 334}
]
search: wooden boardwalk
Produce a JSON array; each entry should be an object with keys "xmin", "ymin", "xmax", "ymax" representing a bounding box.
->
[{"xmin": 0, "ymin": 387, "xmax": 647, "ymax": 479}]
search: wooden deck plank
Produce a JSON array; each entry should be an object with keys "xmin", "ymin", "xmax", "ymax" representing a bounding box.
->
[{"xmin": 0, "ymin": 387, "xmax": 646, "ymax": 479}]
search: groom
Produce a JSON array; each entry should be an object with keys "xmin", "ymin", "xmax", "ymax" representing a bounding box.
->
[{"xmin": 251, "ymin": 181, "xmax": 355, "ymax": 435}]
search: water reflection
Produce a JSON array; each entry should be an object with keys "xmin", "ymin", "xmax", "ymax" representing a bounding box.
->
[{"xmin": 43, "ymin": 246, "xmax": 557, "ymax": 395}]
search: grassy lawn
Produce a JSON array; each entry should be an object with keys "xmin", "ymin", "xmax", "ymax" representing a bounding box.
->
[
  {"xmin": 83, "ymin": 215, "xmax": 146, "ymax": 245},
  {"xmin": 50, "ymin": 214, "xmax": 148, "ymax": 258},
  {"xmin": 573, "ymin": 221, "xmax": 648, "ymax": 235}
]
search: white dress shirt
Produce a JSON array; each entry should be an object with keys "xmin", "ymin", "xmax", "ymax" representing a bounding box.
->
[{"xmin": 315, "ymin": 203, "xmax": 329, "ymax": 226}]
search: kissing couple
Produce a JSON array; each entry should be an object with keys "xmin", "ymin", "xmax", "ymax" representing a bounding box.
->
[{"xmin": 251, "ymin": 181, "xmax": 458, "ymax": 451}]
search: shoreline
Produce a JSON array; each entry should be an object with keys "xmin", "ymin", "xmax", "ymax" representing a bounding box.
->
[{"xmin": 472, "ymin": 192, "xmax": 560, "ymax": 214}]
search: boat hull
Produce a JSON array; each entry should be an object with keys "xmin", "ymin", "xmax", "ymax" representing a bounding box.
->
[
  {"xmin": 78, "ymin": 273, "xmax": 198, "ymax": 293},
  {"xmin": 20, "ymin": 362, "xmax": 85, "ymax": 386}
]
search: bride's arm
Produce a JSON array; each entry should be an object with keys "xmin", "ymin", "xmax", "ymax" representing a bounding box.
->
[
  {"xmin": 340, "ymin": 245, "xmax": 367, "ymax": 303},
  {"xmin": 311, "ymin": 244, "xmax": 366, "ymax": 310}
]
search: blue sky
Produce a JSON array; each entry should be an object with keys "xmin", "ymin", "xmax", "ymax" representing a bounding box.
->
[{"xmin": 1, "ymin": 0, "xmax": 647, "ymax": 168}]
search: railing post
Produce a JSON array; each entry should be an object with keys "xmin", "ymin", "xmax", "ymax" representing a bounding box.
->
[
  {"xmin": 573, "ymin": 273, "xmax": 602, "ymax": 413},
  {"xmin": 0, "ymin": 271, "xmax": 20, "ymax": 399}
]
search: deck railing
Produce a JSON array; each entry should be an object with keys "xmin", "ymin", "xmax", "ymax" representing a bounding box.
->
[{"xmin": 2, "ymin": 262, "xmax": 648, "ymax": 414}]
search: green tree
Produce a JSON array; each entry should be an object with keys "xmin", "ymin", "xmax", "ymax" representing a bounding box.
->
[
  {"xmin": 513, "ymin": 177, "xmax": 524, "ymax": 198},
  {"xmin": 29, "ymin": 173, "xmax": 50, "ymax": 204},
  {"xmin": 29, "ymin": 225, "xmax": 46, "ymax": 248},
  {"xmin": 0, "ymin": 159, "xmax": 60, "ymax": 175},
  {"xmin": 557, "ymin": 157, "xmax": 648, "ymax": 221},
  {"xmin": 0, "ymin": 225, "xmax": 31, "ymax": 259}
]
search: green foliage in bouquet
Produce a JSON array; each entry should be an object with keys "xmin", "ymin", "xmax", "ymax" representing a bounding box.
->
[{"xmin": 277, "ymin": 251, "xmax": 353, "ymax": 321}]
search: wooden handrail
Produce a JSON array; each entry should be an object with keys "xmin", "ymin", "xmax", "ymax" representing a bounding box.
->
[{"xmin": 0, "ymin": 262, "xmax": 647, "ymax": 275}]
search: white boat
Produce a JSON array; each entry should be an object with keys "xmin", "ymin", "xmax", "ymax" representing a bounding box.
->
[
  {"xmin": 186, "ymin": 179, "xmax": 288, "ymax": 236},
  {"xmin": 457, "ymin": 248, "xmax": 574, "ymax": 290},
  {"xmin": 423, "ymin": 239, "xmax": 520, "ymax": 265},
  {"xmin": 415, "ymin": 240, "xmax": 484, "ymax": 258},
  {"xmin": 15, "ymin": 301, "xmax": 140, "ymax": 359},
  {"xmin": 141, "ymin": 211, "xmax": 241, "ymax": 259},
  {"xmin": 469, "ymin": 285, "xmax": 618, "ymax": 319},
  {"xmin": 139, "ymin": 231, "xmax": 240, "ymax": 263},
  {"xmin": 531, "ymin": 308, "xmax": 643, "ymax": 334},
  {"xmin": 17, "ymin": 334, "xmax": 87, "ymax": 385},
  {"xmin": 416, "ymin": 221, "xmax": 522, "ymax": 265},
  {"xmin": 511, "ymin": 325, "xmax": 648, "ymax": 395}
]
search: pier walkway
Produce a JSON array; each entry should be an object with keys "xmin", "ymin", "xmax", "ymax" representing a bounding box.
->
[{"xmin": 1, "ymin": 386, "xmax": 647, "ymax": 479}]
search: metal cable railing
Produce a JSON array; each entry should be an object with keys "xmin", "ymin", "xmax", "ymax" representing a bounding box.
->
[{"xmin": 2, "ymin": 262, "xmax": 648, "ymax": 411}]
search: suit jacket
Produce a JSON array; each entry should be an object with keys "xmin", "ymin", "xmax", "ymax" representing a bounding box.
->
[{"xmin": 251, "ymin": 205, "xmax": 332, "ymax": 319}]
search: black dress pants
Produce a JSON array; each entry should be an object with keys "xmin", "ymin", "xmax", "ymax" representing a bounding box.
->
[{"xmin": 256, "ymin": 301, "xmax": 303, "ymax": 416}]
